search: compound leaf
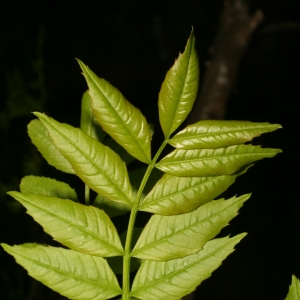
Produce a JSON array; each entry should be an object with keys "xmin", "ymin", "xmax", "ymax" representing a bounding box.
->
[
  {"xmin": 77, "ymin": 59, "xmax": 151, "ymax": 164},
  {"xmin": 34, "ymin": 112, "xmax": 133, "ymax": 206},
  {"xmin": 156, "ymin": 144, "xmax": 281, "ymax": 177},
  {"xmin": 20, "ymin": 175, "xmax": 78, "ymax": 202},
  {"xmin": 169, "ymin": 120, "xmax": 282, "ymax": 149},
  {"xmin": 80, "ymin": 90, "xmax": 107, "ymax": 142},
  {"xmin": 28, "ymin": 119, "xmax": 75, "ymax": 174},
  {"xmin": 133, "ymin": 195, "xmax": 249, "ymax": 261},
  {"xmin": 1, "ymin": 244, "xmax": 122, "ymax": 300},
  {"xmin": 8, "ymin": 192, "xmax": 123, "ymax": 257},
  {"xmin": 131, "ymin": 234, "xmax": 246, "ymax": 300},
  {"xmin": 286, "ymin": 275, "xmax": 300, "ymax": 300},
  {"xmin": 139, "ymin": 167, "xmax": 249, "ymax": 215},
  {"xmin": 158, "ymin": 29, "xmax": 199, "ymax": 138}
]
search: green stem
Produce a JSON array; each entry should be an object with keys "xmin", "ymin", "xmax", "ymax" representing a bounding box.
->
[
  {"xmin": 84, "ymin": 184, "xmax": 90, "ymax": 205},
  {"xmin": 122, "ymin": 140, "xmax": 168, "ymax": 300}
]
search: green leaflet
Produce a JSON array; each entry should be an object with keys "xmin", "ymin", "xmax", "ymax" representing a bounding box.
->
[
  {"xmin": 20, "ymin": 175, "xmax": 78, "ymax": 202},
  {"xmin": 1, "ymin": 244, "xmax": 122, "ymax": 300},
  {"xmin": 35, "ymin": 112, "xmax": 133, "ymax": 206},
  {"xmin": 286, "ymin": 275, "xmax": 300, "ymax": 300},
  {"xmin": 133, "ymin": 195, "xmax": 249, "ymax": 261},
  {"xmin": 156, "ymin": 144, "xmax": 282, "ymax": 177},
  {"xmin": 28, "ymin": 119, "xmax": 75, "ymax": 174},
  {"xmin": 80, "ymin": 90, "xmax": 107, "ymax": 142},
  {"xmin": 168, "ymin": 120, "xmax": 282, "ymax": 149},
  {"xmin": 130, "ymin": 234, "xmax": 246, "ymax": 300},
  {"xmin": 8, "ymin": 191, "xmax": 123, "ymax": 257},
  {"xmin": 139, "ymin": 168, "xmax": 248, "ymax": 215},
  {"xmin": 158, "ymin": 29, "xmax": 199, "ymax": 138},
  {"xmin": 77, "ymin": 60, "xmax": 151, "ymax": 164},
  {"xmin": 93, "ymin": 194, "xmax": 131, "ymax": 218}
]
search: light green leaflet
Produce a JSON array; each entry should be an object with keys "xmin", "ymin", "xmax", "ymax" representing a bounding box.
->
[
  {"xmin": 130, "ymin": 234, "xmax": 246, "ymax": 300},
  {"xmin": 139, "ymin": 168, "xmax": 248, "ymax": 215},
  {"xmin": 286, "ymin": 275, "xmax": 300, "ymax": 300},
  {"xmin": 28, "ymin": 119, "xmax": 75, "ymax": 174},
  {"xmin": 8, "ymin": 191, "xmax": 123, "ymax": 257},
  {"xmin": 20, "ymin": 175, "xmax": 78, "ymax": 202},
  {"xmin": 77, "ymin": 59, "xmax": 151, "ymax": 164},
  {"xmin": 35, "ymin": 112, "xmax": 133, "ymax": 206},
  {"xmin": 169, "ymin": 120, "xmax": 282, "ymax": 149},
  {"xmin": 133, "ymin": 195, "xmax": 249, "ymax": 261},
  {"xmin": 1, "ymin": 244, "xmax": 122, "ymax": 300},
  {"xmin": 156, "ymin": 144, "xmax": 281, "ymax": 177},
  {"xmin": 158, "ymin": 29, "xmax": 199, "ymax": 138},
  {"xmin": 80, "ymin": 90, "xmax": 107, "ymax": 142}
]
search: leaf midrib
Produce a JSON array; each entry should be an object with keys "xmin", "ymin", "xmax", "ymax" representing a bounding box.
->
[
  {"xmin": 19, "ymin": 195, "xmax": 123, "ymax": 255},
  {"xmin": 158, "ymin": 150, "xmax": 276, "ymax": 166},
  {"xmin": 133, "ymin": 198, "xmax": 243, "ymax": 256},
  {"xmin": 171, "ymin": 125, "xmax": 279, "ymax": 143}
]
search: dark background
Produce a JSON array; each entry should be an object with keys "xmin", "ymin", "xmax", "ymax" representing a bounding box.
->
[{"xmin": 0, "ymin": 0, "xmax": 299, "ymax": 299}]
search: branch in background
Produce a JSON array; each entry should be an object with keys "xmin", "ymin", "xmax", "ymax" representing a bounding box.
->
[
  {"xmin": 184, "ymin": 1, "xmax": 263, "ymax": 299},
  {"xmin": 187, "ymin": 0, "xmax": 264, "ymax": 124}
]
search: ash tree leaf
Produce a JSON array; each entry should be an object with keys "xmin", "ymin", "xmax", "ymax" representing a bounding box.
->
[
  {"xmin": 77, "ymin": 59, "xmax": 152, "ymax": 164},
  {"xmin": 130, "ymin": 234, "xmax": 246, "ymax": 300},
  {"xmin": 34, "ymin": 112, "xmax": 133, "ymax": 206},
  {"xmin": 20, "ymin": 175, "xmax": 78, "ymax": 202},
  {"xmin": 139, "ymin": 167, "xmax": 249, "ymax": 215},
  {"xmin": 28, "ymin": 119, "xmax": 75, "ymax": 174},
  {"xmin": 133, "ymin": 194, "xmax": 249, "ymax": 261},
  {"xmin": 156, "ymin": 144, "xmax": 282, "ymax": 177},
  {"xmin": 8, "ymin": 192, "xmax": 123, "ymax": 257},
  {"xmin": 286, "ymin": 275, "xmax": 300, "ymax": 300},
  {"xmin": 1, "ymin": 243, "xmax": 122, "ymax": 300},
  {"xmin": 80, "ymin": 90, "xmax": 107, "ymax": 142},
  {"xmin": 158, "ymin": 28, "xmax": 199, "ymax": 138},
  {"xmin": 168, "ymin": 120, "xmax": 282, "ymax": 149},
  {"xmin": 93, "ymin": 194, "xmax": 131, "ymax": 218}
]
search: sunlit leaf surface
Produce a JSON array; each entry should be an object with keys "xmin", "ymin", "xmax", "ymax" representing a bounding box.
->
[
  {"xmin": 78, "ymin": 60, "xmax": 151, "ymax": 163},
  {"xmin": 158, "ymin": 30, "xmax": 199, "ymax": 138},
  {"xmin": 156, "ymin": 144, "xmax": 281, "ymax": 177},
  {"xmin": 133, "ymin": 195, "xmax": 249, "ymax": 260},
  {"xmin": 8, "ymin": 192, "xmax": 123, "ymax": 257},
  {"xmin": 169, "ymin": 120, "xmax": 282, "ymax": 149},
  {"xmin": 1, "ymin": 244, "xmax": 122, "ymax": 300},
  {"xmin": 131, "ymin": 234, "xmax": 246, "ymax": 300}
]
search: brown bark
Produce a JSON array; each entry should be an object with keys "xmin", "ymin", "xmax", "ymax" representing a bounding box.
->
[{"xmin": 187, "ymin": 0, "xmax": 263, "ymax": 124}]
